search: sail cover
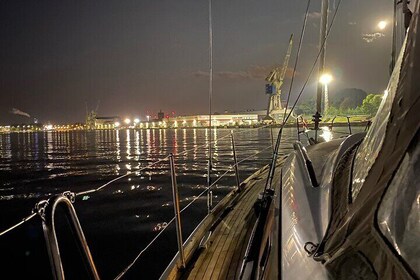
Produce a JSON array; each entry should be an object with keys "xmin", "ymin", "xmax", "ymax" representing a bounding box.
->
[{"xmin": 315, "ymin": 1, "xmax": 420, "ymax": 279}]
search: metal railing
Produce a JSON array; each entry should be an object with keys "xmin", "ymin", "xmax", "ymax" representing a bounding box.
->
[
  {"xmin": 295, "ymin": 114, "xmax": 372, "ymax": 144},
  {"xmin": 295, "ymin": 115, "xmax": 310, "ymax": 142},
  {"xmin": 0, "ymin": 125, "xmax": 276, "ymax": 279},
  {"xmin": 38, "ymin": 192, "xmax": 100, "ymax": 280},
  {"xmin": 329, "ymin": 115, "xmax": 352, "ymax": 135}
]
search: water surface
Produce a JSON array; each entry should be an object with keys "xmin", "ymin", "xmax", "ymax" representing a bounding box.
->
[{"xmin": 0, "ymin": 127, "xmax": 355, "ymax": 279}]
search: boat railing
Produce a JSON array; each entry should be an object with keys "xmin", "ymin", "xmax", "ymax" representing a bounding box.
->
[
  {"xmin": 294, "ymin": 114, "xmax": 372, "ymax": 145},
  {"xmin": 37, "ymin": 192, "xmax": 100, "ymax": 280},
  {"xmin": 294, "ymin": 114, "xmax": 310, "ymax": 142},
  {"xmin": 329, "ymin": 115, "xmax": 353, "ymax": 135},
  {"xmin": 0, "ymin": 126, "xmax": 276, "ymax": 279}
]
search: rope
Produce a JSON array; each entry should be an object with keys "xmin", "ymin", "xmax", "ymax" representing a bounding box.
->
[
  {"xmin": 283, "ymin": 0, "xmax": 343, "ymax": 126},
  {"xmin": 112, "ymin": 144, "xmax": 273, "ymax": 279},
  {"xmin": 263, "ymin": 0, "xmax": 312, "ymax": 194},
  {"xmin": 172, "ymin": 123, "xmax": 273, "ymax": 158},
  {"xmin": 75, "ymin": 157, "xmax": 169, "ymax": 196},
  {"xmin": 208, "ymin": 0, "xmax": 214, "ymax": 190},
  {"xmin": 113, "ymin": 214, "xmax": 177, "ymax": 280},
  {"xmin": 0, "ymin": 2, "xmax": 345, "ymax": 272},
  {"xmin": 0, "ymin": 213, "xmax": 37, "ymax": 237},
  {"xmin": 282, "ymin": 0, "xmax": 311, "ymax": 124},
  {"xmin": 0, "ymin": 123, "xmax": 274, "ymax": 239},
  {"xmin": 0, "ymin": 142, "xmax": 272, "ymax": 278},
  {"xmin": 79, "ymin": 126, "xmax": 273, "ymax": 197}
]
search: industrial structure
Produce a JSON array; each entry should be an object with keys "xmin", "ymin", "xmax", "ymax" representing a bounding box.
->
[
  {"xmin": 264, "ymin": 34, "xmax": 293, "ymax": 122},
  {"xmin": 85, "ymin": 102, "xmax": 100, "ymax": 130},
  {"xmin": 94, "ymin": 116, "xmax": 121, "ymax": 129},
  {"xmin": 137, "ymin": 113, "xmax": 259, "ymax": 129}
]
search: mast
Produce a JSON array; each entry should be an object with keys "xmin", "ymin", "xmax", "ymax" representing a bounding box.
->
[
  {"xmin": 391, "ymin": 0, "xmax": 397, "ymax": 75},
  {"xmin": 314, "ymin": 0, "xmax": 329, "ymax": 141},
  {"xmin": 207, "ymin": 0, "xmax": 213, "ymax": 213}
]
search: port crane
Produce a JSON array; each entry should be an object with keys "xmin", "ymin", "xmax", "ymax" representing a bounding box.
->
[
  {"xmin": 85, "ymin": 101, "xmax": 100, "ymax": 130},
  {"xmin": 265, "ymin": 34, "xmax": 293, "ymax": 122}
]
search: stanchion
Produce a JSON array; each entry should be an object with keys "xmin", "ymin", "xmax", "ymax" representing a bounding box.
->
[
  {"xmin": 169, "ymin": 153, "xmax": 186, "ymax": 268},
  {"xmin": 346, "ymin": 116, "xmax": 352, "ymax": 135},
  {"xmin": 230, "ymin": 131, "xmax": 241, "ymax": 190}
]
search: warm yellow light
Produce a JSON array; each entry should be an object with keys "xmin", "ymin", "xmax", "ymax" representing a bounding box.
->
[
  {"xmin": 378, "ymin": 20, "xmax": 388, "ymax": 30},
  {"xmin": 114, "ymin": 121, "xmax": 120, "ymax": 127},
  {"xmin": 124, "ymin": 118, "xmax": 131, "ymax": 125},
  {"xmin": 319, "ymin": 73, "xmax": 333, "ymax": 85}
]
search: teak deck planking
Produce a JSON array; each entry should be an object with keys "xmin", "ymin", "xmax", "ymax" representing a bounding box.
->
[{"xmin": 177, "ymin": 159, "xmax": 284, "ymax": 280}]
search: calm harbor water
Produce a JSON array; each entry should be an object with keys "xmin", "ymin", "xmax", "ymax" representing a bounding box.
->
[{"xmin": 0, "ymin": 127, "xmax": 357, "ymax": 279}]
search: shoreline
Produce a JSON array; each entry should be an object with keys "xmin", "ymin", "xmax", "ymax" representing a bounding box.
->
[{"xmin": 0, "ymin": 120, "xmax": 370, "ymax": 133}]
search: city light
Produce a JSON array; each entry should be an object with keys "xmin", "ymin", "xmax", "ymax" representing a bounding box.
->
[
  {"xmin": 146, "ymin": 115, "xmax": 150, "ymax": 122},
  {"xmin": 44, "ymin": 124, "xmax": 53, "ymax": 130},
  {"xmin": 319, "ymin": 73, "xmax": 333, "ymax": 85},
  {"xmin": 114, "ymin": 121, "xmax": 120, "ymax": 127},
  {"xmin": 378, "ymin": 20, "xmax": 388, "ymax": 30},
  {"xmin": 124, "ymin": 118, "xmax": 131, "ymax": 125},
  {"xmin": 134, "ymin": 118, "xmax": 140, "ymax": 124}
]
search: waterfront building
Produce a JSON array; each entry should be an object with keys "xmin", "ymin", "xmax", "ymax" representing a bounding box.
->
[
  {"xmin": 95, "ymin": 116, "xmax": 121, "ymax": 129},
  {"xmin": 137, "ymin": 113, "xmax": 259, "ymax": 128}
]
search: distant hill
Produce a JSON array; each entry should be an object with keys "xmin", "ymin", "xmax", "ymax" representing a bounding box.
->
[{"xmin": 330, "ymin": 88, "xmax": 367, "ymax": 109}]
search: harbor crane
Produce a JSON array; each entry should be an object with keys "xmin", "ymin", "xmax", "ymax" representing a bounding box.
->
[
  {"xmin": 85, "ymin": 101, "xmax": 100, "ymax": 130},
  {"xmin": 265, "ymin": 34, "xmax": 293, "ymax": 122}
]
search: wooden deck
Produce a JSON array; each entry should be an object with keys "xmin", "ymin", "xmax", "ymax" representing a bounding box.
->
[{"xmin": 174, "ymin": 159, "xmax": 284, "ymax": 280}]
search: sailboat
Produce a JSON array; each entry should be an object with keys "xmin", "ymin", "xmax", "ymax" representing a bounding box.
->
[
  {"xmin": 1, "ymin": 1, "xmax": 417, "ymax": 279},
  {"xmin": 161, "ymin": 0, "xmax": 420, "ymax": 279},
  {"xmin": 240, "ymin": 1, "xmax": 420, "ymax": 280}
]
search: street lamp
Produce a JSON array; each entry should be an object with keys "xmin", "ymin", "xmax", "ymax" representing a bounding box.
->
[
  {"xmin": 124, "ymin": 118, "xmax": 131, "ymax": 125},
  {"xmin": 134, "ymin": 118, "xmax": 140, "ymax": 124},
  {"xmin": 146, "ymin": 115, "xmax": 150, "ymax": 122},
  {"xmin": 319, "ymin": 73, "xmax": 333, "ymax": 114}
]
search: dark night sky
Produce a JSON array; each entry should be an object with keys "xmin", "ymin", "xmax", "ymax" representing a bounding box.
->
[{"xmin": 0, "ymin": 0, "xmax": 397, "ymax": 124}]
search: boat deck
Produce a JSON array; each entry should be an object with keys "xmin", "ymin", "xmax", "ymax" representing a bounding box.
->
[{"xmin": 176, "ymin": 159, "xmax": 285, "ymax": 280}]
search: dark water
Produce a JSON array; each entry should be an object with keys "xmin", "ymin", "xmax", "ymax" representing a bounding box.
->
[{"xmin": 0, "ymin": 127, "xmax": 355, "ymax": 279}]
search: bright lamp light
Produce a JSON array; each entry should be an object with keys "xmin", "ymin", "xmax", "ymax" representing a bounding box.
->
[
  {"xmin": 319, "ymin": 73, "xmax": 333, "ymax": 85},
  {"xmin": 378, "ymin": 20, "xmax": 388, "ymax": 30}
]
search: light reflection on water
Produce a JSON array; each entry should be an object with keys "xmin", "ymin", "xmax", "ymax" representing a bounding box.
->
[{"xmin": 0, "ymin": 127, "xmax": 359, "ymax": 278}]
